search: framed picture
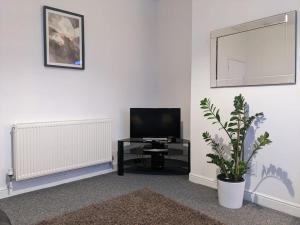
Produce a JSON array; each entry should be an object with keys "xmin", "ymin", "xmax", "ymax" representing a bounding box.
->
[{"xmin": 43, "ymin": 6, "xmax": 85, "ymax": 70}]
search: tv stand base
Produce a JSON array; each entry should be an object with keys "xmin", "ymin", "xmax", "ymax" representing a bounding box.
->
[{"xmin": 143, "ymin": 149, "xmax": 168, "ymax": 169}]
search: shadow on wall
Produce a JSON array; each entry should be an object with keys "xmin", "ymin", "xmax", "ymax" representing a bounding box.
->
[
  {"xmin": 244, "ymin": 110, "xmax": 294, "ymax": 202},
  {"xmin": 212, "ymin": 135, "xmax": 232, "ymax": 161},
  {"xmin": 245, "ymin": 164, "xmax": 294, "ymax": 205}
]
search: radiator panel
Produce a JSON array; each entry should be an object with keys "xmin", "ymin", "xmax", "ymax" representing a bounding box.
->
[{"xmin": 12, "ymin": 119, "xmax": 112, "ymax": 181}]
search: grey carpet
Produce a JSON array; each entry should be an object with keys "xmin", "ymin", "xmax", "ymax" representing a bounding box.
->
[{"xmin": 0, "ymin": 172, "xmax": 299, "ymax": 225}]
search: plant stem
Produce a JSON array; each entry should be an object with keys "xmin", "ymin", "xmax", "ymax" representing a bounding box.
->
[
  {"xmin": 241, "ymin": 108, "xmax": 247, "ymax": 161},
  {"xmin": 207, "ymin": 107, "xmax": 233, "ymax": 143},
  {"xmin": 235, "ymin": 113, "xmax": 241, "ymax": 181}
]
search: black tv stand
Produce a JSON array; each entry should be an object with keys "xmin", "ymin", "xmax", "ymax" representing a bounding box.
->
[{"xmin": 117, "ymin": 138, "xmax": 190, "ymax": 176}]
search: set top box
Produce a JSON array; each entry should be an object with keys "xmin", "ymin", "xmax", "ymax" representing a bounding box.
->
[{"xmin": 130, "ymin": 108, "xmax": 181, "ymax": 140}]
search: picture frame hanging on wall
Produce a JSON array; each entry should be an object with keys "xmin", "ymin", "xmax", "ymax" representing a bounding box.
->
[{"xmin": 43, "ymin": 6, "xmax": 85, "ymax": 70}]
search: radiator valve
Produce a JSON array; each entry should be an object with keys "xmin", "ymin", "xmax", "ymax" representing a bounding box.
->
[{"xmin": 7, "ymin": 168, "xmax": 13, "ymax": 176}]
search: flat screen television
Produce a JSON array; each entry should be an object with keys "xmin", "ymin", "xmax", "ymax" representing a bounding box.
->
[{"xmin": 130, "ymin": 108, "xmax": 181, "ymax": 139}]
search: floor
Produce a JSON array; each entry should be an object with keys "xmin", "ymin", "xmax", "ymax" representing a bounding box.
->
[{"xmin": 0, "ymin": 172, "xmax": 299, "ymax": 225}]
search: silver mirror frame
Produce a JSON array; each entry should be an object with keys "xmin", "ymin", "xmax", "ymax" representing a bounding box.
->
[{"xmin": 210, "ymin": 11, "xmax": 297, "ymax": 88}]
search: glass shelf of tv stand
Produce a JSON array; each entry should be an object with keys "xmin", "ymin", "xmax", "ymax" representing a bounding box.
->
[{"xmin": 118, "ymin": 138, "xmax": 190, "ymax": 176}]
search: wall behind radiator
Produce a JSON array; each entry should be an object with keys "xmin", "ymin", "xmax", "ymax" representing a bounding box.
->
[
  {"xmin": 0, "ymin": 0, "xmax": 158, "ymax": 191},
  {"xmin": 0, "ymin": 0, "xmax": 192, "ymax": 195}
]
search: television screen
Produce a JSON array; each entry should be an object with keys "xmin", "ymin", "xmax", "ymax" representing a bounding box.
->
[{"xmin": 130, "ymin": 108, "xmax": 181, "ymax": 138}]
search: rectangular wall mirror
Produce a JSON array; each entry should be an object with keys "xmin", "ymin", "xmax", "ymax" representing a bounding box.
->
[{"xmin": 210, "ymin": 11, "xmax": 297, "ymax": 87}]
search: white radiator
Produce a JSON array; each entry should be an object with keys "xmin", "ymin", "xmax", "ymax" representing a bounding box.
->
[{"xmin": 12, "ymin": 119, "xmax": 112, "ymax": 181}]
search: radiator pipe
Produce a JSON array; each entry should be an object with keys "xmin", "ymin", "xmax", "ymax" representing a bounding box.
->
[
  {"xmin": 9, "ymin": 127, "xmax": 15, "ymax": 193},
  {"xmin": 7, "ymin": 169, "xmax": 14, "ymax": 194}
]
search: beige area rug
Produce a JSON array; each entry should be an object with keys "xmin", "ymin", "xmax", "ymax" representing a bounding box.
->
[{"xmin": 37, "ymin": 189, "xmax": 225, "ymax": 225}]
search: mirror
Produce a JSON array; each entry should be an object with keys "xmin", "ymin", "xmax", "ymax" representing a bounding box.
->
[{"xmin": 211, "ymin": 11, "xmax": 296, "ymax": 87}]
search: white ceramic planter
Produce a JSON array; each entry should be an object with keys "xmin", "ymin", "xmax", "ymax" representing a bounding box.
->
[{"xmin": 217, "ymin": 176, "xmax": 246, "ymax": 209}]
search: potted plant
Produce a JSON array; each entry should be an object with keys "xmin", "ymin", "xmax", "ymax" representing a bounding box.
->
[{"xmin": 200, "ymin": 94, "xmax": 271, "ymax": 209}]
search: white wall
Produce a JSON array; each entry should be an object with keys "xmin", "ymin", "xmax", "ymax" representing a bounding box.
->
[
  {"xmin": 0, "ymin": 0, "xmax": 159, "ymax": 193},
  {"xmin": 155, "ymin": 0, "xmax": 192, "ymax": 139},
  {"xmin": 0, "ymin": 0, "xmax": 192, "ymax": 196},
  {"xmin": 191, "ymin": 0, "xmax": 300, "ymax": 216}
]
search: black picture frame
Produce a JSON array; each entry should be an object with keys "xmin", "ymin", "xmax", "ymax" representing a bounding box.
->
[{"xmin": 43, "ymin": 6, "xmax": 85, "ymax": 70}]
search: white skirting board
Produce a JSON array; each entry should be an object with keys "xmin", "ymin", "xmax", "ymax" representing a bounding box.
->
[
  {"xmin": 189, "ymin": 173, "xmax": 300, "ymax": 217},
  {"xmin": 0, "ymin": 166, "xmax": 115, "ymax": 200}
]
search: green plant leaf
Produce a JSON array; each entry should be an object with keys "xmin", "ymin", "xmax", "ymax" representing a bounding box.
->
[{"xmin": 200, "ymin": 94, "xmax": 271, "ymax": 181}]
